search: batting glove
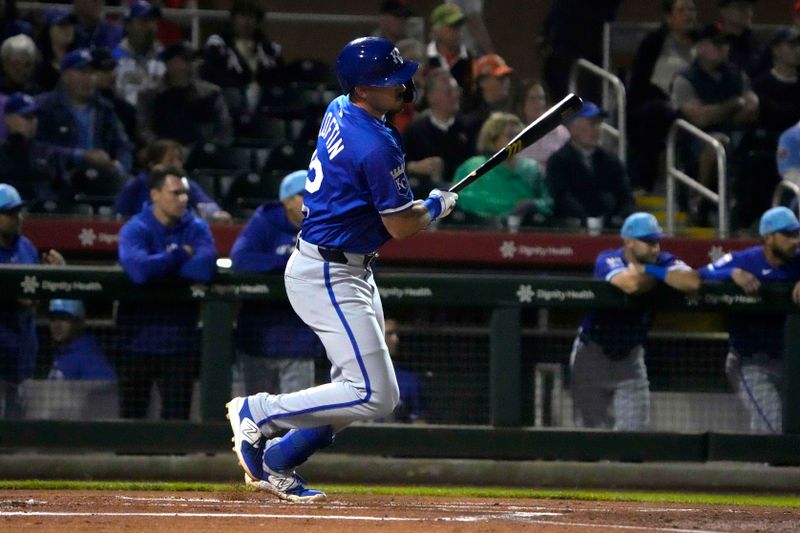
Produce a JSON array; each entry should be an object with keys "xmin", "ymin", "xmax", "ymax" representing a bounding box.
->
[{"xmin": 426, "ymin": 189, "xmax": 459, "ymax": 220}]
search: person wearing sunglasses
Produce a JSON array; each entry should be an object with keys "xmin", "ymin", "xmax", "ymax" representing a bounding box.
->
[
  {"xmin": 700, "ymin": 206, "xmax": 800, "ymax": 433},
  {"xmin": 570, "ymin": 212, "xmax": 700, "ymax": 431}
]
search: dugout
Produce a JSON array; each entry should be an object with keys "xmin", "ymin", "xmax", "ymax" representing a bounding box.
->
[{"xmin": 1, "ymin": 263, "xmax": 800, "ymax": 465}]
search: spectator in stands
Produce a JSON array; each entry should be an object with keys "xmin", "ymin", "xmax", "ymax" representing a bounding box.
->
[
  {"xmin": 627, "ymin": 0, "xmax": 697, "ymax": 192},
  {"xmin": 0, "ymin": 34, "xmax": 39, "ymax": 96},
  {"xmin": 113, "ymin": 0, "xmax": 165, "ymax": 107},
  {"xmin": 33, "ymin": 8, "xmax": 75, "ymax": 92},
  {"xmin": 47, "ymin": 299, "xmax": 116, "ymax": 381},
  {"xmin": 753, "ymin": 28, "xmax": 800, "ymax": 136},
  {"xmin": 426, "ymin": 3, "xmax": 474, "ymax": 101},
  {"xmin": 116, "ymin": 164, "xmax": 217, "ymax": 419},
  {"xmin": 777, "ymin": 120, "xmax": 800, "ymax": 185},
  {"xmin": 199, "ymin": 0, "xmax": 285, "ymax": 138},
  {"xmin": 671, "ymin": 22, "xmax": 758, "ymax": 225},
  {"xmin": 446, "ymin": 0, "xmax": 494, "ymax": 56},
  {"xmin": 91, "ymin": 47, "xmax": 138, "ymax": 147},
  {"xmin": 403, "ymin": 69, "xmax": 477, "ymax": 197},
  {"xmin": 36, "ymin": 49, "xmax": 132, "ymax": 203},
  {"xmin": 737, "ymin": 27, "xmax": 800, "ymax": 229},
  {"xmin": 464, "ymin": 53, "xmax": 514, "ymax": 124},
  {"xmin": 0, "ymin": 183, "xmax": 65, "ymax": 418},
  {"xmin": 719, "ymin": 0, "xmax": 763, "ymax": 77},
  {"xmin": 390, "ymin": 38, "xmax": 426, "ymax": 133},
  {"xmin": 546, "ymin": 101, "xmax": 635, "ymax": 230},
  {"xmin": 372, "ymin": 1, "xmax": 413, "ymax": 44},
  {"xmin": 516, "ymin": 81, "xmax": 570, "ymax": 169},
  {"xmin": 231, "ymin": 170, "xmax": 322, "ymax": 395},
  {"xmin": 0, "ymin": 93, "xmax": 56, "ymax": 212},
  {"xmin": 114, "ymin": 138, "xmax": 231, "ymax": 222},
  {"xmin": 571, "ymin": 212, "xmax": 700, "ymax": 431},
  {"xmin": 138, "ymin": 42, "xmax": 233, "ymax": 167},
  {"xmin": 540, "ymin": 0, "xmax": 623, "ymax": 101},
  {"xmin": 454, "ymin": 112, "xmax": 552, "ymax": 228},
  {"xmin": 699, "ymin": 206, "xmax": 800, "ymax": 433},
  {"xmin": 384, "ymin": 318, "xmax": 426, "ymax": 423},
  {"xmin": 71, "ymin": 0, "xmax": 123, "ymax": 50},
  {"xmin": 0, "ymin": 0, "xmax": 31, "ymax": 42}
]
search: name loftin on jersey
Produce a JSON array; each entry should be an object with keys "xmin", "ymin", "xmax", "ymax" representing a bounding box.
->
[{"xmin": 319, "ymin": 111, "xmax": 345, "ymax": 160}]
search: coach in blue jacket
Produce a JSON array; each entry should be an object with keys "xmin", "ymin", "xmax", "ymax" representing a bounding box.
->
[
  {"xmin": 0, "ymin": 183, "xmax": 65, "ymax": 418},
  {"xmin": 117, "ymin": 165, "xmax": 217, "ymax": 419},
  {"xmin": 231, "ymin": 170, "xmax": 322, "ymax": 395}
]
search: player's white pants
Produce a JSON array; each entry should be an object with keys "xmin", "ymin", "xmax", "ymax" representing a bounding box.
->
[
  {"xmin": 725, "ymin": 351, "xmax": 783, "ymax": 434},
  {"xmin": 248, "ymin": 246, "xmax": 399, "ymax": 435},
  {"xmin": 570, "ymin": 336, "xmax": 650, "ymax": 431}
]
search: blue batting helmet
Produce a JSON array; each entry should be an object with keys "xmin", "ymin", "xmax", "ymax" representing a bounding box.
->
[{"xmin": 335, "ymin": 37, "xmax": 419, "ymax": 96}]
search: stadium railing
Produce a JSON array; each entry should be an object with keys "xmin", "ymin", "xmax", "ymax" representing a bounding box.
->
[
  {"xmin": 666, "ymin": 118, "xmax": 729, "ymax": 237},
  {"xmin": 2, "ymin": 264, "xmax": 800, "ymax": 464}
]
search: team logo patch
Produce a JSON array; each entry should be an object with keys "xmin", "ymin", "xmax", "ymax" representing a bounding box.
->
[{"xmin": 391, "ymin": 165, "xmax": 411, "ymax": 197}]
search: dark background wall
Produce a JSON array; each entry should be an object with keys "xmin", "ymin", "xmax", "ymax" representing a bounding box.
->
[{"xmin": 202, "ymin": 1, "xmax": 795, "ymax": 82}]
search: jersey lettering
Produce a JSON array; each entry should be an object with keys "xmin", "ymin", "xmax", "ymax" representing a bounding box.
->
[{"xmin": 319, "ymin": 112, "xmax": 345, "ymax": 160}]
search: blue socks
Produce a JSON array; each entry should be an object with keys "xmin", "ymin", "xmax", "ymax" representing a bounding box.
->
[{"xmin": 264, "ymin": 425, "xmax": 335, "ymax": 473}]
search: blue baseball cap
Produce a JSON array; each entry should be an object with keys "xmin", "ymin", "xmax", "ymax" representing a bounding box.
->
[
  {"xmin": 61, "ymin": 49, "xmax": 93, "ymax": 71},
  {"xmin": 566, "ymin": 101, "xmax": 608, "ymax": 123},
  {"xmin": 759, "ymin": 206, "xmax": 800, "ymax": 236},
  {"xmin": 48, "ymin": 299, "xmax": 86, "ymax": 319},
  {"xmin": 43, "ymin": 8, "xmax": 71, "ymax": 27},
  {"xmin": 0, "ymin": 183, "xmax": 26, "ymax": 212},
  {"xmin": 125, "ymin": 0, "xmax": 161, "ymax": 21},
  {"xmin": 4, "ymin": 92, "xmax": 38, "ymax": 116},
  {"xmin": 621, "ymin": 212, "xmax": 662, "ymax": 241},
  {"xmin": 279, "ymin": 170, "xmax": 307, "ymax": 201}
]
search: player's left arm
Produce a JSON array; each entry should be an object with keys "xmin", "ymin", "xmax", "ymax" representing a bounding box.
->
[
  {"xmin": 381, "ymin": 191, "xmax": 456, "ymax": 239},
  {"xmin": 792, "ymin": 280, "xmax": 800, "ymax": 304},
  {"xmin": 634, "ymin": 258, "xmax": 700, "ymax": 293}
]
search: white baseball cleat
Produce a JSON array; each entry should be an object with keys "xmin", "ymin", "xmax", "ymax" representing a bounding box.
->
[
  {"xmin": 226, "ymin": 396, "xmax": 265, "ymax": 481},
  {"xmin": 244, "ymin": 472, "xmax": 327, "ymax": 503}
]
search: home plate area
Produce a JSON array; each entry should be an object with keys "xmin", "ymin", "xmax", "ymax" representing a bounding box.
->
[{"xmin": 1, "ymin": 491, "xmax": 798, "ymax": 532}]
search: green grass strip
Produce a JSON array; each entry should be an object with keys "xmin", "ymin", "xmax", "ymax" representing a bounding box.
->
[{"xmin": 1, "ymin": 480, "xmax": 798, "ymax": 508}]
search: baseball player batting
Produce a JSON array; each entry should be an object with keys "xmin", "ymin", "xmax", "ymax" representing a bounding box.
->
[
  {"xmin": 699, "ymin": 206, "xmax": 800, "ymax": 433},
  {"xmin": 226, "ymin": 37, "xmax": 459, "ymax": 502},
  {"xmin": 570, "ymin": 213, "xmax": 700, "ymax": 430}
]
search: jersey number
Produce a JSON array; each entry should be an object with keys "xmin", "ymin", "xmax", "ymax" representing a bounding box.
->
[{"xmin": 306, "ymin": 151, "xmax": 323, "ymax": 194}]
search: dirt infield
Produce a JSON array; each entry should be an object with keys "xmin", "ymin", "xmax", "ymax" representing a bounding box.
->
[{"xmin": 1, "ymin": 490, "xmax": 799, "ymax": 532}]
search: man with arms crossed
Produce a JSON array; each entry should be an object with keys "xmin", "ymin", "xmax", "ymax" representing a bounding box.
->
[{"xmin": 226, "ymin": 37, "xmax": 458, "ymax": 502}]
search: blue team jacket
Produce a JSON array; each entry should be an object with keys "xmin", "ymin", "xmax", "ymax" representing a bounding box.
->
[
  {"xmin": 49, "ymin": 334, "xmax": 117, "ymax": 380},
  {"xmin": 0, "ymin": 235, "xmax": 39, "ymax": 382},
  {"xmin": 117, "ymin": 207, "xmax": 217, "ymax": 355},
  {"xmin": 231, "ymin": 204, "xmax": 321, "ymax": 359}
]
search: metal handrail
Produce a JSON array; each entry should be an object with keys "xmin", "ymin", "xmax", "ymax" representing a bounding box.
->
[
  {"xmin": 772, "ymin": 179, "xmax": 800, "ymax": 215},
  {"xmin": 568, "ymin": 58, "xmax": 626, "ymax": 161},
  {"xmin": 665, "ymin": 119, "xmax": 728, "ymax": 238}
]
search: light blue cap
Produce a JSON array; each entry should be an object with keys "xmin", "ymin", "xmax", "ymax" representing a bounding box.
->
[
  {"xmin": 48, "ymin": 299, "xmax": 85, "ymax": 319},
  {"xmin": 279, "ymin": 170, "xmax": 307, "ymax": 201},
  {"xmin": 759, "ymin": 206, "xmax": 800, "ymax": 236},
  {"xmin": 621, "ymin": 212, "xmax": 662, "ymax": 240},
  {"xmin": 0, "ymin": 183, "xmax": 25, "ymax": 211}
]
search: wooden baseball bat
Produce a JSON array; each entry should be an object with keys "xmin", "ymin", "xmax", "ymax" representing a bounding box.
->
[{"xmin": 448, "ymin": 93, "xmax": 584, "ymax": 194}]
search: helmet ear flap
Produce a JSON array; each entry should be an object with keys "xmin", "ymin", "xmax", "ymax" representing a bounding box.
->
[{"xmin": 402, "ymin": 78, "xmax": 416, "ymax": 103}]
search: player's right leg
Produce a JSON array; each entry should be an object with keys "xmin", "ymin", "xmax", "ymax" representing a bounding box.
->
[{"xmin": 570, "ymin": 336, "xmax": 614, "ymax": 428}]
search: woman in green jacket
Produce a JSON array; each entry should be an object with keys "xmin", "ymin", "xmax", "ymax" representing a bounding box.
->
[{"xmin": 453, "ymin": 112, "xmax": 553, "ymax": 228}]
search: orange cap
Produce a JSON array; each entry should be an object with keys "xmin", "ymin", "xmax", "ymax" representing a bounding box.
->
[{"xmin": 473, "ymin": 54, "xmax": 513, "ymax": 79}]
